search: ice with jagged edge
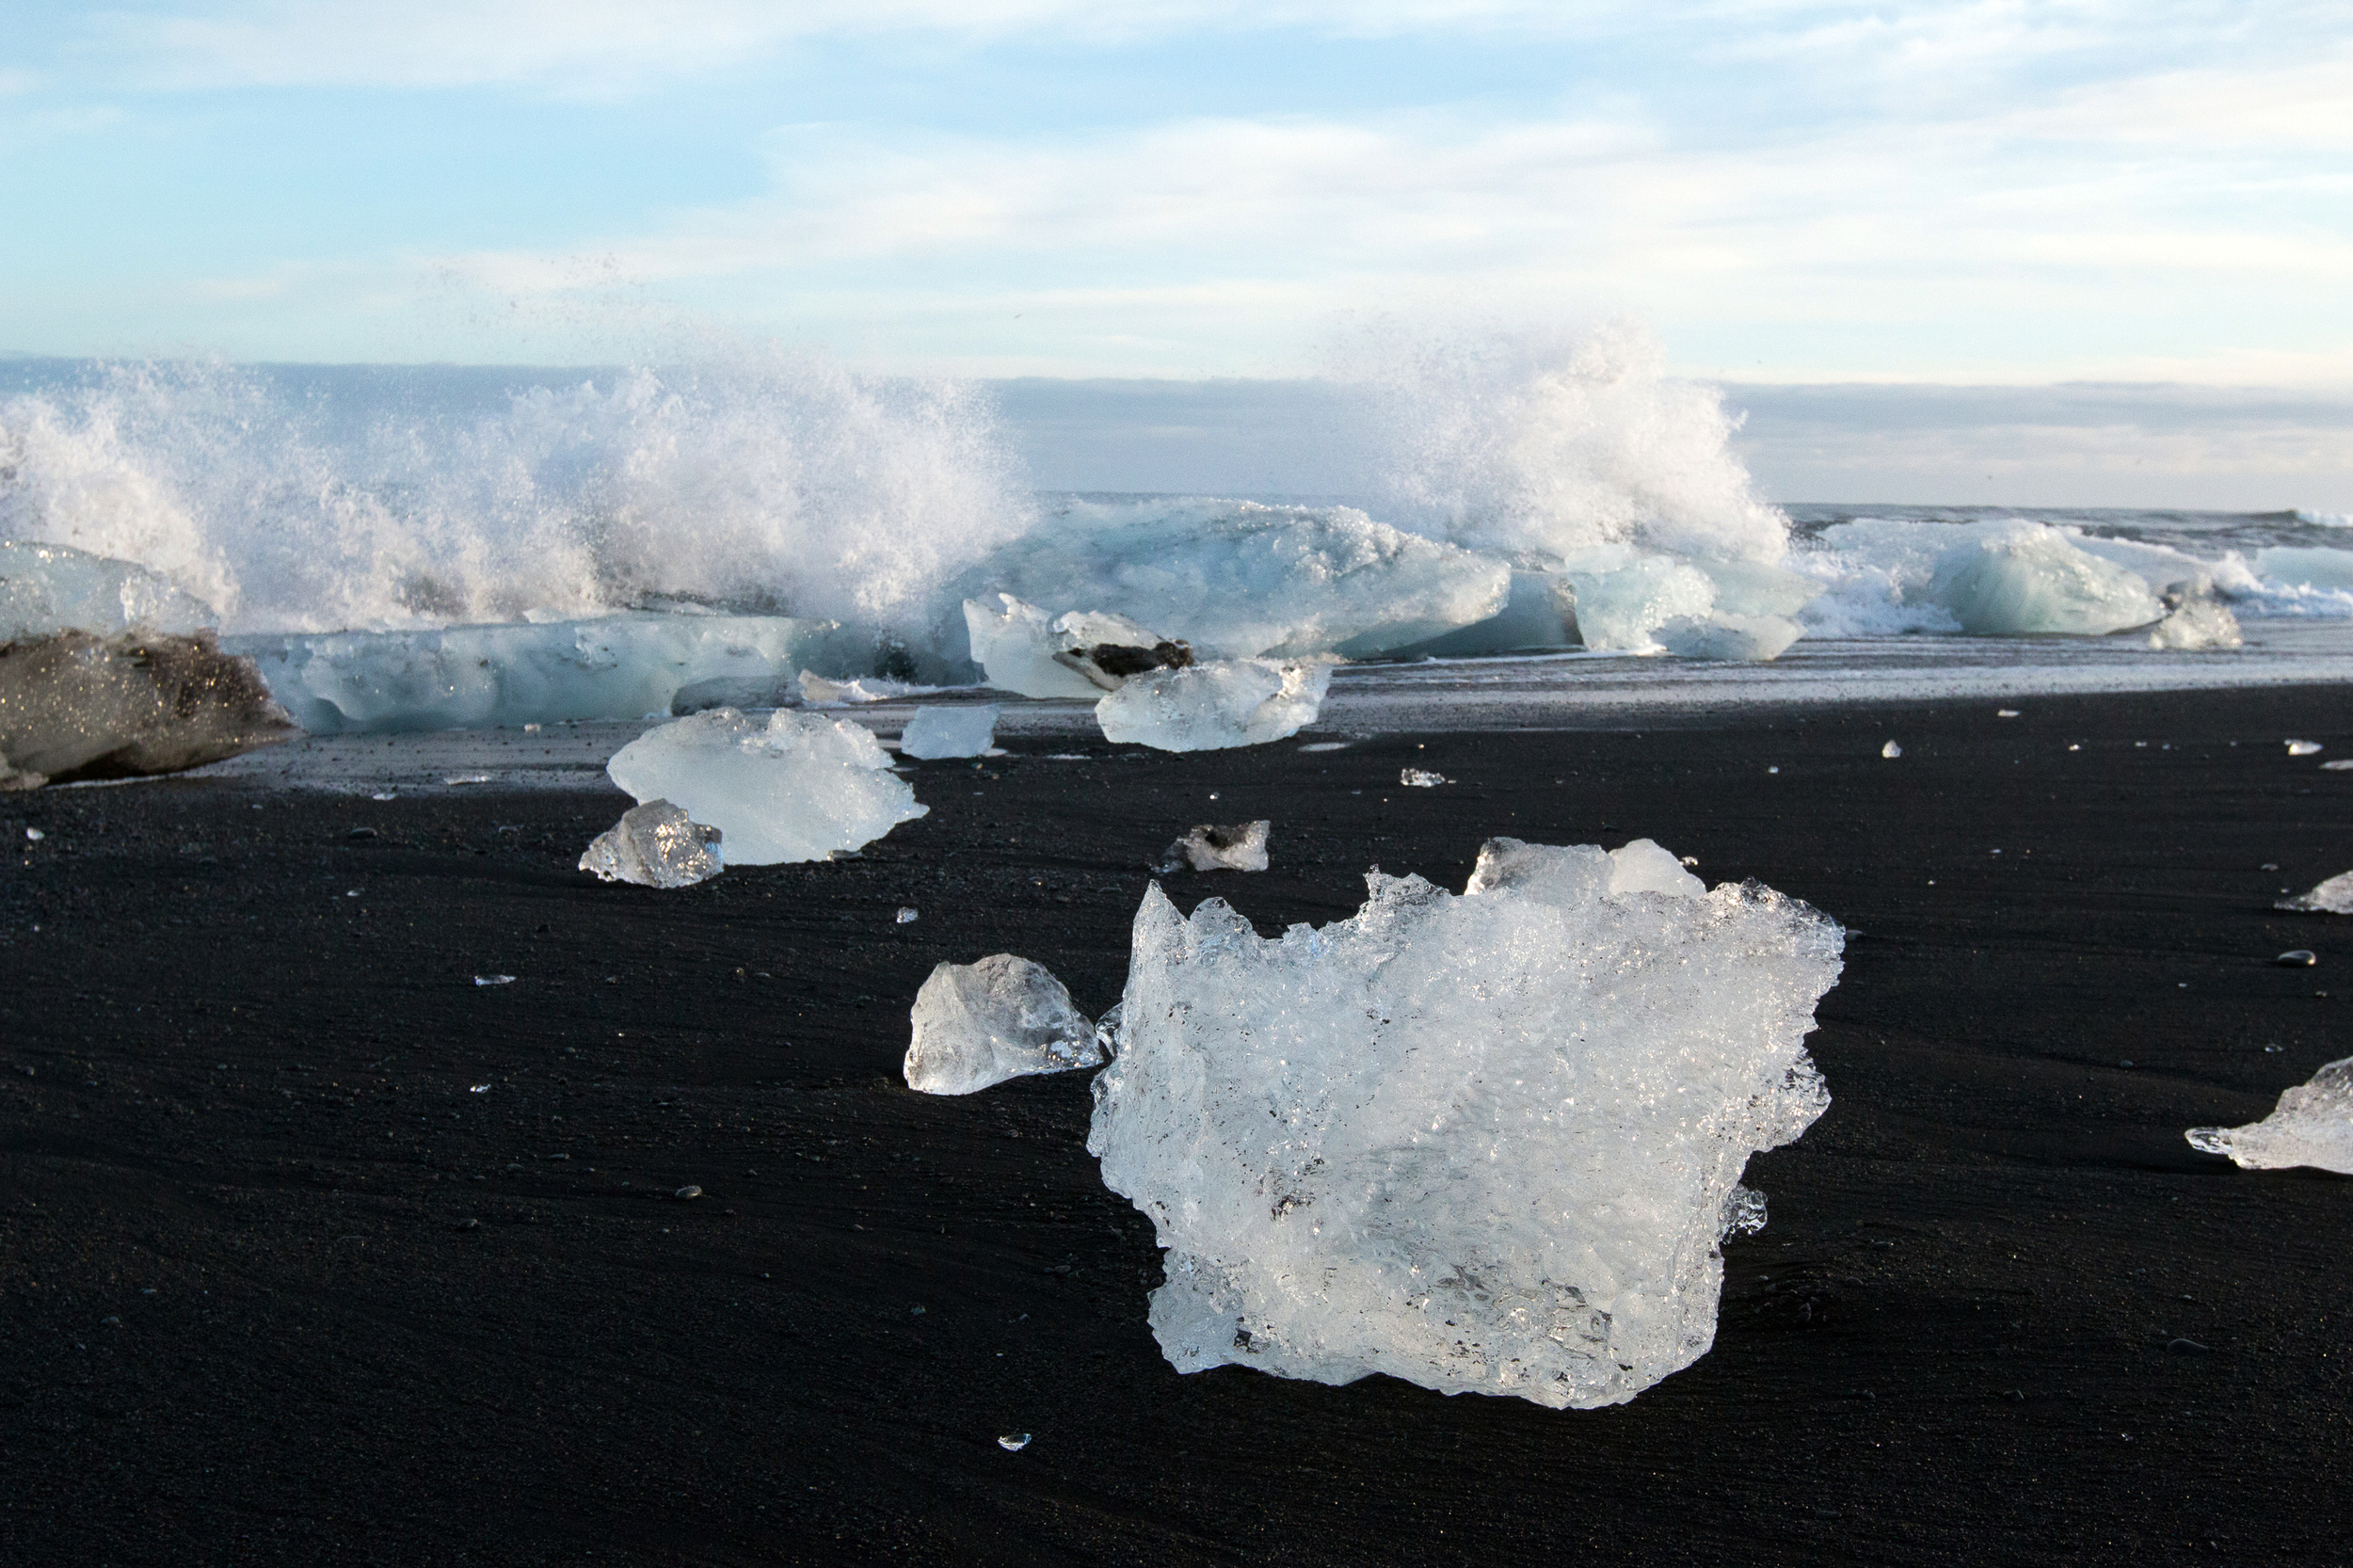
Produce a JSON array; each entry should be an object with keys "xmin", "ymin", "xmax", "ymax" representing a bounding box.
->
[
  {"xmin": 964, "ymin": 595, "xmax": 1186, "ymax": 699},
  {"xmin": 899, "ymin": 703, "xmax": 1000, "ymax": 760},
  {"xmin": 229, "ymin": 615, "xmax": 886, "ymax": 734},
  {"xmin": 0, "ymin": 539, "xmax": 219, "ymax": 641},
  {"xmin": 903, "ymin": 954, "xmax": 1104, "ymax": 1096},
  {"xmin": 604, "ymin": 707, "xmax": 926, "ymax": 865},
  {"xmin": 2278, "ymin": 871, "xmax": 2353, "ymax": 914},
  {"xmin": 2187, "ymin": 1057, "xmax": 2353, "ymax": 1174},
  {"xmin": 579, "ymin": 799, "xmax": 724, "ymax": 888},
  {"xmin": 1158, "ymin": 821, "xmax": 1270, "ymax": 872},
  {"xmin": 1086, "ymin": 836, "xmax": 1844, "ymax": 1409},
  {"xmin": 1096, "ymin": 659, "xmax": 1333, "ymax": 752}
]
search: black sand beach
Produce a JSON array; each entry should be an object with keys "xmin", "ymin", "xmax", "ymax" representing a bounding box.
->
[{"xmin": 3, "ymin": 687, "xmax": 2350, "ymax": 1566}]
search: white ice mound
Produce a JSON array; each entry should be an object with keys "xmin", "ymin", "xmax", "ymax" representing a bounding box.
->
[
  {"xmin": 899, "ymin": 703, "xmax": 1000, "ymax": 760},
  {"xmin": 604, "ymin": 707, "xmax": 926, "ymax": 865},
  {"xmin": 0, "ymin": 540, "xmax": 218, "ymax": 642},
  {"xmin": 949, "ymin": 501, "xmax": 1510, "ymax": 660},
  {"xmin": 1925, "ymin": 524, "xmax": 2163, "ymax": 636},
  {"xmin": 961, "ymin": 594, "xmax": 1190, "ymax": 698},
  {"xmin": 230, "ymin": 614, "xmax": 877, "ymax": 734},
  {"xmin": 1096, "ymin": 659, "xmax": 1333, "ymax": 752},
  {"xmin": 1087, "ymin": 837, "xmax": 1843, "ymax": 1410},
  {"xmin": 2279, "ymin": 872, "xmax": 2353, "ymax": 915},
  {"xmin": 1159, "ymin": 821, "xmax": 1271, "ymax": 873},
  {"xmin": 903, "ymin": 953, "xmax": 1104, "ymax": 1096},
  {"xmin": 1654, "ymin": 612, "xmax": 1804, "ymax": 663},
  {"xmin": 578, "ymin": 799, "xmax": 724, "ymax": 888},
  {"xmin": 2186, "ymin": 1057, "xmax": 2353, "ymax": 1174}
]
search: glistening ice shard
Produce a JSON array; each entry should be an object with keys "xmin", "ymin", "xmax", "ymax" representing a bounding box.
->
[
  {"xmin": 2187, "ymin": 1057, "xmax": 2353, "ymax": 1174},
  {"xmin": 578, "ymin": 800, "xmax": 723, "ymax": 888},
  {"xmin": 903, "ymin": 954, "xmax": 1103, "ymax": 1096},
  {"xmin": 1087, "ymin": 838, "xmax": 1843, "ymax": 1410}
]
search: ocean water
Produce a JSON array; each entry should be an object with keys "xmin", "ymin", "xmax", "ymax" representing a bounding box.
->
[{"xmin": 3, "ymin": 346, "xmax": 2348, "ymax": 733}]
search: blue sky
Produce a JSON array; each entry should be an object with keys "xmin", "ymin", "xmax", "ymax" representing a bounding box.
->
[{"xmin": 3, "ymin": 1, "xmax": 2349, "ymax": 385}]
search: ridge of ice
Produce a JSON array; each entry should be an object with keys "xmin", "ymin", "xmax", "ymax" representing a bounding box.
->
[
  {"xmin": 2278, "ymin": 872, "xmax": 2353, "ymax": 915},
  {"xmin": 2187, "ymin": 1056, "xmax": 2353, "ymax": 1174},
  {"xmin": 579, "ymin": 799, "xmax": 723, "ymax": 888},
  {"xmin": 903, "ymin": 953, "xmax": 1103, "ymax": 1096},
  {"xmin": 1087, "ymin": 836, "xmax": 1842, "ymax": 1409},
  {"xmin": 1158, "ymin": 820, "xmax": 1271, "ymax": 872},
  {"xmin": 898, "ymin": 703, "xmax": 1000, "ymax": 760},
  {"xmin": 605, "ymin": 707, "xmax": 926, "ymax": 866},
  {"xmin": 1095, "ymin": 658, "xmax": 1333, "ymax": 752}
]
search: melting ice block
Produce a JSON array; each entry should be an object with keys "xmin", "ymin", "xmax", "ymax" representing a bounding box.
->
[
  {"xmin": 1654, "ymin": 612, "xmax": 1804, "ymax": 663},
  {"xmin": 1158, "ymin": 821, "xmax": 1270, "ymax": 872},
  {"xmin": 1095, "ymin": 659, "xmax": 1332, "ymax": 752},
  {"xmin": 0, "ymin": 629, "xmax": 297, "ymax": 787},
  {"xmin": 2279, "ymin": 872, "xmax": 2353, "ymax": 915},
  {"xmin": 2187, "ymin": 1057, "xmax": 2353, "ymax": 1174},
  {"xmin": 899, "ymin": 703, "xmax": 1000, "ymax": 760},
  {"xmin": 578, "ymin": 800, "xmax": 723, "ymax": 888},
  {"xmin": 1558, "ymin": 548, "xmax": 1718, "ymax": 651},
  {"xmin": 604, "ymin": 707, "xmax": 926, "ymax": 865},
  {"xmin": 963, "ymin": 595, "xmax": 1190, "ymax": 699},
  {"xmin": 1925, "ymin": 524, "xmax": 2163, "ymax": 636},
  {"xmin": 0, "ymin": 540, "xmax": 219, "ymax": 642},
  {"xmin": 1087, "ymin": 836, "xmax": 1842, "ymax": 1410},
  {"xmin": 903, "ymin": 954, "xmax": 1104, "ymax": 1096}
]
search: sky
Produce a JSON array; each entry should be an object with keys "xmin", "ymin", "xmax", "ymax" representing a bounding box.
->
[{"xmin": 4, "ymin": 0, "xmax": 2350, "ymax": 390}]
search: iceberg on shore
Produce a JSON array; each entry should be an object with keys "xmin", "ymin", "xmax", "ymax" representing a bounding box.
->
[
  {"xmin": 1654, "ymin": 612, "xmax": 1804, "ymax": 663},
  {"xmin": 579, "ymin": 799, "xmax": 724, "ymax": 888},
  {"xmin": 1087, "ymin": 837, "xmax": 1842, "ymax": 1409},
  {"xmin": 1926, "ymin": 524, "xmax": 2164, "ymax": 635},
  {"xmin": 903, "ymin": 953, "xmax": 1103, "ymax": 1096},
  {"xmin": 898, "ymin": 703, "xmax": 1000, "ymax": 760},
  {"xmin": 1096, "ymin": 659, "xmax": 1333, "ymax": 752},
  {"xmin": 0, "ymin": 629, "xmax": 297, "ymax": 788},
  {"xmin": 2187, "ymin": 1057, "xmax": 2353, "ymax": 1174},
  {"xmin": 228, "ymin": 615, "xmax": 899, "ymax": 735},
  {"xmin": 945, "ymin": 500, "xmax": 1510, "ymax": 662},
  {"xmin": 604, "ymin": 707, "xmax": 926, "ymax": 865}
]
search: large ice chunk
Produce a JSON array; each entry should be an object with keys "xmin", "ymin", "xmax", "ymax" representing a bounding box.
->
[
  {"xmin": 604, "ymin": 707, "xmax": 926, "ymax": 865},
  {"xmin": 1925, "ymin": 524, "xmax": 2163, "ymax": 635},
  {"xmin": 0, "ymin": 629, "xmax": 297, "ymax": 787},
  {"xmin": 2278, "ymin": 872, "xmax": 2353, "ymax": 915},
  {"xmin": 1557, "ymin": 547, "xmax": 1719, "ymax": 651},
  {"xmin": 229, "ymin": 614, "xmax": 884, "ymax": 734},
  {"xmin": 0, "ymin": 540, "xmax": 218, "ymax": 642},
  {"xmin": 1095, "ymin": 659, "xmax": 1333, "ymax": 752},
  {"xmin": 898, "ymin": 703, "xmax": 1000, "ymax": 760},
  {"xmin": 1158, "ymin": 820, "xmax": 1271, "ymax": 872},
  {"xmin": 947, "ymin": 501, "xmax": 1511, "ymax": 661},
  {"xmin": 1087, "ymin": 837, "xmax": 1842, "ymax": 1409},
  {"xmin": 2186, "ymin": 1057, "xmax": 2353, "ymax": 1174},
  {"xmin": 578, "ymin": 799, "xmax": 724, "ymax": 888},
  {"xmin": 903, "ymin": 953, "xmax": 1104, "ymax": 1096}
]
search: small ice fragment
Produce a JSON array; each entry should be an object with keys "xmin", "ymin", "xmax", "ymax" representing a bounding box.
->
[
  {"xmin": 2324, "ymin": 760, "xmax": 2353, "ymax": 771},
  {"xmin": 896, "ymin": 906, "xmax": 920, "ymax": 923},
  {"xmin": 1997, "ymin": 709, "xmax": 2020, "ymax": 717},
  {"xmin": 371, "ymin": 791, "xmax": 397, "ymax": 800},
  {"xmin": 2186, "ymin": 1055, "xmax": 2353, "ymax": 1174},
  {"xmin": 2287, "ymin": 741, "xmax": 2323, "ymax": 756},
  {"xmin": 579, "ymin": 800, "xmax": 724, "ymax": 888},
  {"xmin": 1399, "ymin": 768, "xmax": 1449, "ymax": 787},
  {"xmin": 605, "ymin": 708, "xmax": 926, "ymax": 866},
  {"xmin": 444, "ymin": 773, "xmax": 491, "ymax": 786},
  {"xmin": 1045, "ymin": 754, "xmax": 1090, "ymax": 761},
  {"xmin": 997, "ymin": 1434, "xmax": 1031, "ymax": 1452},
  {"xmin": 795, "ymin": 670, "xmax": 904, "ymax": 705},
  {"xmin": 2276, "ymin": 950, "xmax": 2317, "ymax": 967},
  {"xmin": 1881, "ymin": 741, "xmax": 1902, "ymax": 759},
  {"xmin": 24, "ymin": 827, "xmax": 43, "ymax": 841},
  {"xmin": 1159, "ymin": 821, "xmax": 1271, "ymax": 873},
  {"xmin": 470, "ymin": 1084, "xmax": 490, "ymax": 1093},
  {"xmin": 2068, "ymin": 744, "xmax": 2080, "ymax": 752},
  {"xmin": 523, "ymin": 723, "xmax": 540, "ymax": 733},
  {"xmin": 1768, "ymin": 766, "xmax": 1779, "ymax": 774},
  {"xmin": 903, "ymin": 954, "xmax": 1103, "ymax": 1096},
  {"xmin": 1299, "ymin": 742, "xmax": 1349, "ymax": 752},
  {"xmin": 1680, "ymin": 855, "xmax": 1700, "ymax": 867},
  {"xmin": 1094, "ymin": 658, "xmax": 1332, "ymax": 752},
  {"xmin": 474, "ymin": 974, "xmax": 516, "ymax": 986},
  {"xmin": 1088, "ymin": 836, "xmax": 1841, "ymax": 1409},
  {"xmin": 345, "ymin": 888, "xmax": 360, "ymax": 897},
  {"xmin": 675, "ymin": 1185, "xmax": 702, "ymax": 1200},
  {"xmin": 899, "ymin": 704, "xmax": 1000, "ymax": 760},
  {"xmin": 2279, "ymin": 872, "xmax": 2353, "ymax": 914}
]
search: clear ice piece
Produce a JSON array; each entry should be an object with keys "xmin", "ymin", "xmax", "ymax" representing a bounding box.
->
[
  {"xmin": 578, "ymin": 799, "xmax": 724, "ymax": 888},
  {"xmin": 1088, "ymin": 837, "xmax": 1842, "ymax": 1410},
  {"xmin": 899, "ymin": 704, "xmax": 1000, "ymax": 760},
  {"xmin": 1399, "ymin": 768, "xmax": 1449, "ymax": 787},
  {"xmin": 2286, "ymin": 740, "xmax": 2323, "ymax": 756},
  {"xmin": 903, "ymin": 954, "xmax": 1104, "ymax": 1096},
  {"xmin": 1881, "ymin": 741, "xmax": 1902, "ymax": 759},
  {"xmin": 1653, "ymin": 612, "xmax": 1804, "ymax": 663},
  {"xmin": 605, "ymin": 707, "xmax": 927, "ymax": 866},
  {"xmin": 2279, "ymin": 872, "xmax": 2353, "ymax": 915},
  {"xmin": 1159, "ymin": 821, "xmax": 1270, "ymax": 873},
  {"xmin": 0, "ymin": 540, "xmax": 218, "ymax": 643},
  {"xmin": 1095, "ymin": 659, "xmax": 1333, "ymax": 752},
  {"xmin": 2187, "ymin": 1056, "xmax": 2353, "ymax": 1174}
]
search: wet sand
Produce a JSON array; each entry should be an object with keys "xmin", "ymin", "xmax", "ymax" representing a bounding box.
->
[{"xmin": 3, "ymin": 686, "xmax": 2350, "ymax": 1565}]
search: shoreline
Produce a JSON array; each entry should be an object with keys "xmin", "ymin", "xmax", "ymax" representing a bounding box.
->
[{"xmin": 4, "ymin": 685, "xmax": 2351, "ymax": 1564}]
